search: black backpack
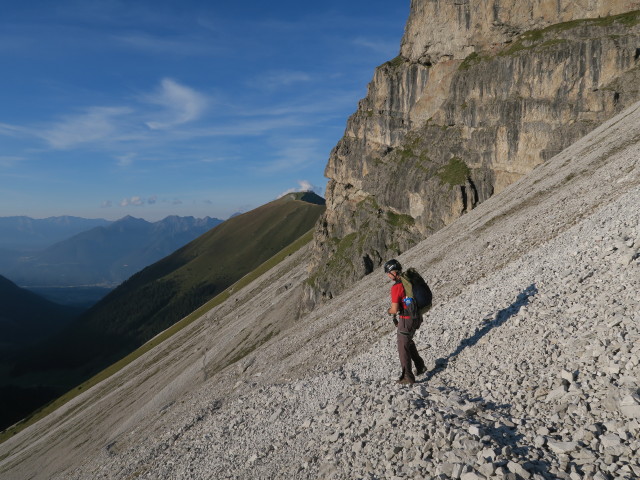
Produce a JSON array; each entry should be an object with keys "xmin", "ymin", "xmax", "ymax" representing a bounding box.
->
[{"xmin": 399, "ymin": 268, "xmax": 432, "ymax": 328}]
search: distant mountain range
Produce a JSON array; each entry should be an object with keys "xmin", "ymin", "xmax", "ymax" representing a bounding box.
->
[
  {"xmin": 2, "ymin": 192, "xmax": 325, "ymax": 430},
  {"xmin": 0, "ymin": 215, "xmax": 224, "ymax": 291},
  {"xmin": 0, "ymin": 216, "xmax": 111, "ymax": 251}
]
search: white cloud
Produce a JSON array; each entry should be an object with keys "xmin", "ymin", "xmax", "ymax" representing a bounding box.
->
[
  {"xmin": 0, "ymin": 123, "xmax": 27, "ymax": 137},
  {"xmin": 4, "ymin": 80, "xmax": 208, "ymax": 152},
  {"xmin": 39, "ymin": 106, "xmax": 132, "ymax": 149},
  {"xmin": 144, "ymin": 78, "xmax": 208, "ymax": 130},
  {"xmin": 147, "ymin": 195, "xmax": 157, "ymax": 204},
  {"xmin": 101, "ymin": 200, "xmax": 113, "ymax": 208},
  {"xmin": 298, "ymin": 180, "xmax": 314, "ymax": 191},
  {"xmin": 277, "ymin": 179, "xmax": 318, "ymax": 198},
  {"xmin": 120, "ymin": 196, "xmax": 144, "ymax": 207}
]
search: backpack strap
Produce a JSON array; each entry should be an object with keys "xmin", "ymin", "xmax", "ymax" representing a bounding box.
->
[{"xmin": 399, "ymin": 273, "xmax": 414, "ymax": 298}]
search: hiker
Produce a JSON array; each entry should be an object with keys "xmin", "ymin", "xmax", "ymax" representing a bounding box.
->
[{"xmin": 384, "ymin": 259, "xmax": 427, "ymax": 385}]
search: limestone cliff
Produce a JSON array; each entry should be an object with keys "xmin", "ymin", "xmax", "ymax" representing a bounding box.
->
[{"xmin": 304, "ymin": 1, "xmax": 640, "ymax": 309}]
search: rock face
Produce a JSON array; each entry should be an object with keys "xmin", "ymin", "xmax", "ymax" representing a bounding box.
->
[{"xmin": 305, "ymin": 1, "xmax": 640, "ymax": 309}]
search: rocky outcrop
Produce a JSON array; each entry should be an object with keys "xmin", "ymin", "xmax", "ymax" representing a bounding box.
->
[{"xmin": 304, "ymin": 1, "xmax": 640, "ymax": 309}]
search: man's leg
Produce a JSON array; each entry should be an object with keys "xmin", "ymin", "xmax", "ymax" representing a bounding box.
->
[
  {"xmin": 409, "ymin": 340, "xmax": 426, "ymax": 375},
  {"xmin": 397, "ymin": 332, "xmax": 416, "ymax": 383}
]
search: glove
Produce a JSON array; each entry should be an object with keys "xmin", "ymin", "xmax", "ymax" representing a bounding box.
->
[{"xmin": 392, "ymin": 314, "xmax": 398, "ymax": 326}]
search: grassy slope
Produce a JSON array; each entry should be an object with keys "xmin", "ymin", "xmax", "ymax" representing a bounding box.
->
[
  {"xmin": 81, "ymin": 192, "xmax": 324, "ymax": 341},
  {"xmin": 0, "ymin": 277, "xmax": 81, "ymax": 431},
  {"xmin": 0, "ymin": 276, "xmax": 80, "ymax": 351}
]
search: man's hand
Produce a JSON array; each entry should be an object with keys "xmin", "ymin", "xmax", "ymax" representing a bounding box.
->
[{"xmin": 388, "ymin": 302, "xmax": 400, "ymax": 315}]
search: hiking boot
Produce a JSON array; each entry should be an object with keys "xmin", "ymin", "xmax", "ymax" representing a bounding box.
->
[
  {"xmin": 415, "ymin": 364, "xmax": 427, "ymax": 376},
  {"xmin": 396, "ymin": 376, "xmax": 415, "ymax": 385}
]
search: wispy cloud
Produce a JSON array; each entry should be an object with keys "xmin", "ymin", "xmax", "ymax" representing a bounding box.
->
[
  {"xmin": 144, "ymin": 78, "xmax": 208, "ymax": 130},
  {"xmin": 264, "ymin": 138, "xmax": 322, "ymax": 173},
  {"xmin": 116, "ymin": 152, "xmax": 136, "ymax": 167},
  {"xmin": 0, "ymin": 122, "xmax": 29, "ymax": 138},
  {"xmin": 39, "ymin": 106, "xmax": 132, "ymax": 149},
  {"xmin": 113, "ymin": 33, "xmax": 219, "ymax": 56},
  {"xmin": 248, "ymin": 70, "xmax": 312, "ymax": 90},
  {"xmin": 238, "ymin": 90, "xmax": 362, "ymax": 118},
  {"xmin": 0, "ymin": 156, "xmax": 23, "ymax": 167},
  {"xmin": 6, "ymin": 79, "xmax": 211, "ymax": 152},
  {"xmin": 353, "ymin": 36, "xmax": 399, "ymax": 58}
]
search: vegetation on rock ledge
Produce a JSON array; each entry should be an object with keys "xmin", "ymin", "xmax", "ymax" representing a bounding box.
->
[{"xmin": 437, "ymin": 157, "xmax": 471, "ymax": 188}]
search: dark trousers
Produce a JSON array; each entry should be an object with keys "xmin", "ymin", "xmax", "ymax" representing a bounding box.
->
[{"xmin": 396, "ymin": 316, "xmax": 424, "ymax": 380}]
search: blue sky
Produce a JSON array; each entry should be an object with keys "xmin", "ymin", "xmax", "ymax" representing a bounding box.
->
[{"xmin": 0, "ymin": 1, "xmax": 409, "ymax": 221}]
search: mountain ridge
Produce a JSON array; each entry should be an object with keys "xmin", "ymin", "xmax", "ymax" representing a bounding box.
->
[
  {"xmin": 0, "ymin": 214, "xmax": 224, "ymax": 291},
  {"xmin": 0, "ymin": 216, "xmax": 110, "ymax": 251}
]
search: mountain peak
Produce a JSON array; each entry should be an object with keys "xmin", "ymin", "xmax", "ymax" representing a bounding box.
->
[
  {"xmin": 115, "ymin": 215, "xmax": 147, "ymax": 223},
  {"xmin": 282, "ymin": 191, "xmax": 325, "ymax": 205}
]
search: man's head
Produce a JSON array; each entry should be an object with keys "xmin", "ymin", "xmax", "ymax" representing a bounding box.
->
[{"xmin": 384, "ymin": 259, "xmax": 402, "ymax": 280}]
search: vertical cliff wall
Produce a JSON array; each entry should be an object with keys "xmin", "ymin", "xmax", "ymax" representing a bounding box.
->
[{"xmin": 304, "ymin": 1, "xmax": 640, "ymax": 309}]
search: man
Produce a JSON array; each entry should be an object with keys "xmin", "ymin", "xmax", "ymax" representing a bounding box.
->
[{"xmin": 384, "ymin": 259, "xmax": 426, "ymax": 385}]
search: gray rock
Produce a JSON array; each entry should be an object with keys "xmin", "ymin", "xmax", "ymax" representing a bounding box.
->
[
  {"xmin": 533, "ymin": 436, "xmax": 546, "ymax": 448},
  {"xmin": 546, "ymin": 385, "xmax": 568, "ymax": 402},
  {"xmin": 460, "ymin": 472, "xmax": 484, "ymax": 480},
  {"xmin": 547, "ymin": 441, "xmax": 579, "ymax": 455},
  {"xmin": 600, "ymin": 434, "xmax": 621, "ymax": 449},
  {"xmin": 507, "ymin": 461, "xmax": 532, "ymax": 479}
]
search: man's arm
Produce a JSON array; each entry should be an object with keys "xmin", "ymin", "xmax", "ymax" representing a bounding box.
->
[{"xmin": 388, "ymin": 302, "xmax": 400, "ymax": 315}]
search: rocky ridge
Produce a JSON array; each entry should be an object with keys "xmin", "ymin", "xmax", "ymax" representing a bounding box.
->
[
  {"xmin": 304, "ymin": 1, "xmax": 640, "ymax": 310},
  {"xmin": 1, "ymin": 87, "xmax": 639, "ymax": 480}
]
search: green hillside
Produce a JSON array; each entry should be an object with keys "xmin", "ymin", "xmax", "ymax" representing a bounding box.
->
[
  {"xmin": 0, "ymin": 275, "xmax": 80, "ymax": 354},
  {"xmin": 80, "ymin": 192, "xmax": 324, "ymax": 342},
  {"xmin": 0, "ymin": 276, "xmax": 81, "ymax": 431},
  {"xmin": 3, "ymin": 192, "xmax": 324, "ymax": 430}
]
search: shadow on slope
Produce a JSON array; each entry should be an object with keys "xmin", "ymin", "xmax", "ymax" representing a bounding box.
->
[
  {"xmin": 417, "ymin": 284, "xmax": 556, "ymax": 477},
  {"xmin": 425, "ymin": 284, "xmax": 538, "ymax": 382},
  {"xmin": 413, "ymin": 382, "xmax": 555, "ymax": 478}
]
